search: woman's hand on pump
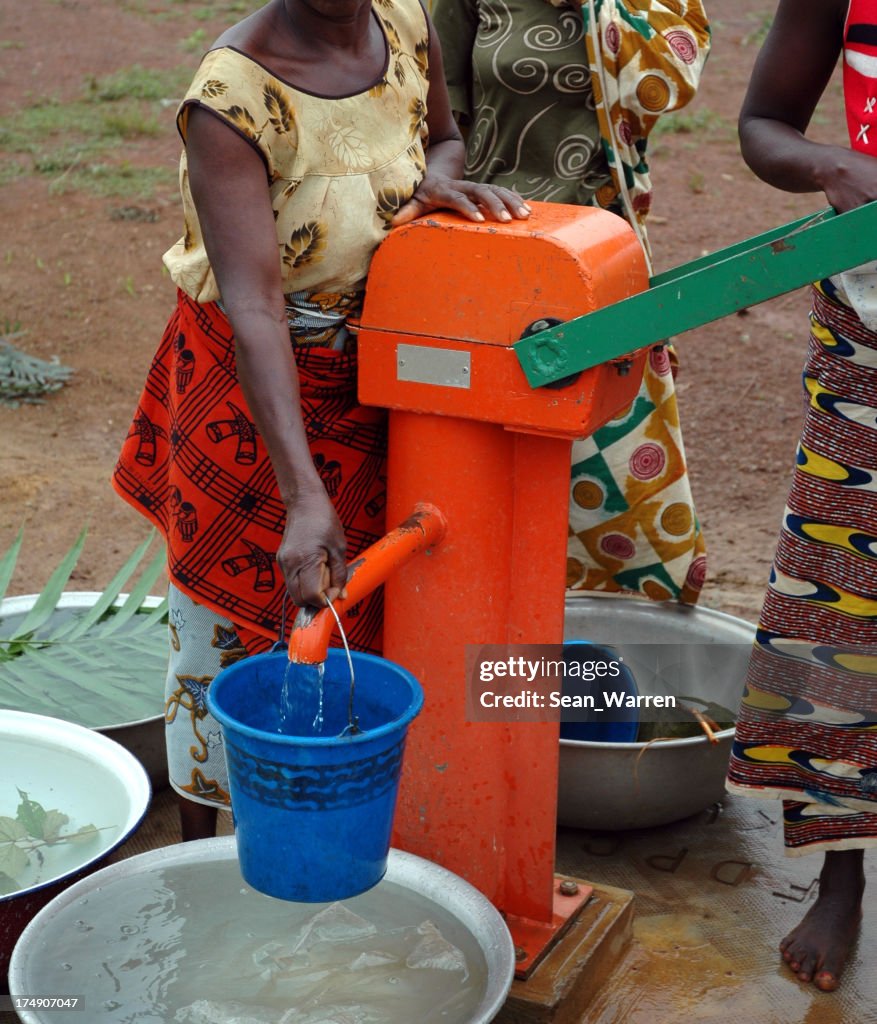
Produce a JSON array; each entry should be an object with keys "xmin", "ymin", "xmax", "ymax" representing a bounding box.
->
[
  {"xmin": 391, "ymin": 174, "xmax": 531, "ymax": 226},
  {"xmin": 391, "ymin": 14, "xmax": 530, "ymax": 228}
]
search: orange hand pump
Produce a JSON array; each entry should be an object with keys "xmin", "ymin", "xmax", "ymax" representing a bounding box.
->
[{"xmin": 290, "ymin": 202, "xmax": 649, "ymax": 977}]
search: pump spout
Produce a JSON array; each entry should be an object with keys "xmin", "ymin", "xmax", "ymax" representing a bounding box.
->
[{"xmin": 288, "ymin": 502, "xmax": 447, "ymax": 664}]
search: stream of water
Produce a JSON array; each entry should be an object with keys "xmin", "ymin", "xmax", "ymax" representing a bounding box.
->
[{"xmin": 279, "ymin": 660, "xmax": 326, "ymax": 736}]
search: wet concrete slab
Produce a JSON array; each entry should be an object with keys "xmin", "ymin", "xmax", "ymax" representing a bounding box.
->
[{"xmin": 556, "ymin": 794, "xmax": 877, "ymax": 1023}]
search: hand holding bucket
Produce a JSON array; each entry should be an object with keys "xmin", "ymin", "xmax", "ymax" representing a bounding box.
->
[
  {"xmin": 287, "ymin": 502, "xmax": 447, "ymax": 664},
  {"xmin": 206, "ymin": 505, "xmax": 445, "ymax": 903}
]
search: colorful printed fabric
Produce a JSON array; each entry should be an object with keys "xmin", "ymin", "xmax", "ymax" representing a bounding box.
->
[
  {"xmin": 579, "ymin": 0, "xmax": 711, "ymax": 262},
  {"xmin": 833, "ymin": 0, "xmax": 877, "ymax": 333},
  {"xmin": 436, "ymin": 0, "xmax": 711, "ymax": 249},
  {"xmin": 113, "ymin": 291, "xmax": 388, "ymax": 656},
  {"xmin": 162, "ymin": 0, "xmax": 430, "ymax": 304},
  {"xmin": 164, "ymin": 582, "xmax": 244, "ymax": 808},
  {"xmin": 567, "ymin": 345, "xmax": 706, "ymax": 601},
  {"xmin": 726, "ymin": 281, "xmax": 877, "ymax": 854},
  {"xmin": 434, "ymin": 0, "xmax": 708, "ymax": 602}
]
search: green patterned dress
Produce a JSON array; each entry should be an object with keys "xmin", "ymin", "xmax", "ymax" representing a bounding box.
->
[{"xmin": 435, "ymin": 0, "xmax": 711, "ymax": 603}]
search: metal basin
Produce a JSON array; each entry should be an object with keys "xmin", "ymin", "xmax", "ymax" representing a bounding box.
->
[
  {"xmin": 0, "ymin": 592, "xmax": 167, "ymax": 788},
  {"xmin": 9, "ymin": 836, "xmax": 515, "ymax": 1024},
  {"xmin": 560, "ymin": 593, "xmax": 755, "ymax": 830},
  {"xmin": 0, "ymin": 710, "xmax": 151, "ymax": 978}
]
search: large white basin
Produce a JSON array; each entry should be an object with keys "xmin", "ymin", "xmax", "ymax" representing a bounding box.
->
[
  {"xmin": 0, "ymin": 710, "xmax": 151, "ymax": 976},
  {"xmin": 9, "ymin": 837, "xmax": 515, "ymax": 1024}
]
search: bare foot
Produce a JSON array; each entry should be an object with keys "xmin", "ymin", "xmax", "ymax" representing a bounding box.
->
[{"xmin": 780, "ymin": 849, "xmax": 865, "ymax": 991}]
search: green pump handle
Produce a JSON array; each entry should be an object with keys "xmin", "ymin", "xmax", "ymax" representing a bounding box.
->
[{"xmin": 514, "ymin": 203, "xmax": 877, "ymax": 388}]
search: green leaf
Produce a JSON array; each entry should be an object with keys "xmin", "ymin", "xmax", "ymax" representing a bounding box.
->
[
  {"xmin": 125, "ymin": 596, "xmax": 169, "ymax": 636},
  {"xmin": 0, "ymin": 815, "xmax": 27, "ymax": 843},
  {"xmin": 8, "ymin": 527, "xmax": 88, "ymax": 641},
  {"xmin": 49, "ymin": 531, "xmax": 159, "ymax": 642},
  {"xmin": 64, "ymin": 823, "xmax": 99, "ymax": 844},
  {"xmin": 41, "ymin": 808, "xmax": 70, "ymax": 845},
  {"xmin": 0, "ymin": 530, "xmax": 167, "ymax": 729},
  {"xmin": 95, "ymin": 547, "xmax": 166, "ymax": 635},
  {"xmin": 0, "ymin": 840, "xmax": 28, "ymax": 882},
  {"xmin": 0, "ymin": 870, "xmax": 22, "ymax": 895},
  {"xmin": 0, "ymin": 527, "xmax": 24, "ymax": 603},
  {"xmin": 0, "ymin": 633, "xmax": 166, "ymax": 727},
  {"xmin": 15, "ymin": 789, "xmax": 47, "ymax": 838}
]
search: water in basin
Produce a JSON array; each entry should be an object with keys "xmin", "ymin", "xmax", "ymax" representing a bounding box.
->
[{"xmin": 23, "ymin": 857, "xmax": 489, "ymax": 1023}]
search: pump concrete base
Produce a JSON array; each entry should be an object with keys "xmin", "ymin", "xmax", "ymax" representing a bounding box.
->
[{"xmin": 495, "ymin": 882, "xmax": 634, "ymax": 1024}]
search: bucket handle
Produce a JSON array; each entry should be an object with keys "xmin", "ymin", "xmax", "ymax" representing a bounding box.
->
[{"xmin": 322, "ymin": 597, "xmax": 360, "ymax": 737}]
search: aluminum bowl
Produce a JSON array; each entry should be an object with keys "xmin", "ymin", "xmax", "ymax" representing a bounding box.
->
[
  {"xmin": 560, "ymin": 593, "xmax": 756, "ymax": 830},
  {"xmin": 9, "ymin": 836, "xmax": 515, "ymax": 1024},
  {"xmin": 0, "ymin": 592, "xmax": 167, "ymax": 788},
  {"xmin": 0, "ymin": 710, "xmax": 151, "ymax": 978}
]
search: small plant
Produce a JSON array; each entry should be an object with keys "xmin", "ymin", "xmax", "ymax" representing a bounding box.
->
[
  {"xmin": 687, "ymin": 171, "xmax": 706, "ymax": 194},
  {"xmin": 0, "ymin": 788, "xmax": 104, "ymax": 895},
  {"xmin": 0, "ymin": 322, "xmax": 73, "ymax": 406}
]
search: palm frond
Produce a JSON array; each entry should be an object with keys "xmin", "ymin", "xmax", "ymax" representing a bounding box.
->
[
  {"xmin": 0, "ymin": 529, "xmax": 168, "ymax": 728},
  {"xmin": 6, "ymin": 528, "xmax": 88, "ymax": 642},
  {"xmin": 47, "ymin": 532, "xmax": 156, "ymax": 642},
  {"xmin": 0, "ymin": 529, "xmax": 24, "ymax": 601}
]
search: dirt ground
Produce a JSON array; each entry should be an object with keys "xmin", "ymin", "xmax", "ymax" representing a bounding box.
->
[{"xmin": 0, "ymin": 0, "xmax": 849, "ymax": 624}]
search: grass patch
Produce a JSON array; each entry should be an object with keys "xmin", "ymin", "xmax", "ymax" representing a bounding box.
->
[
  {"xmin": 742, "ymin": 11, "xmax": 774, "ymax": 47},
  {"xmin": 180, "ymin": 27, "xmax": 208, "ymax": 53},
  {"xmin": 651, "ymin": 107, "xmax": 731, "ymax": 139},
  {"xmin": 0, "ymin": 65, "xmax": 191, "ymax": 199},
  {"xmin": 49, "ymin": 163, "xmax": 174, "ymax": 200},
  {"xmin": 118, "ymin": 0, "xmax": 262, "ymax": 23},
  {"xmin": 84, "ymin": 65, "xmax": 189, "ymax": 102}
]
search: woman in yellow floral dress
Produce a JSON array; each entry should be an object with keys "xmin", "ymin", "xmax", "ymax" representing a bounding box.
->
[
  {"xmin": 434, "ymin": 0, "xmax": 711, "ymax": 603},
  {"xmin": 113, "ymin": 0, "xmax": 528, "ymax": 840}
]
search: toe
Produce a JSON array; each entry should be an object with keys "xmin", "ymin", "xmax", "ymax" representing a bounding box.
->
[
  {"xmin": 781, "ymin": 941, "xmax": 798, "ymax": 965},
  {"xmin": 814, "ymin": 947, "xmax": 848, "ymax": 992},
  {"xmin": 814, "ymin": 971, "xmax": 839, "ymax": 992},
  {"xmin": 782, "ymin": 938, "xmax": 804, "ymax": 968},
  {"xmin": 795, "ymin": 951, "xmax": 816, "ymax": 982}
]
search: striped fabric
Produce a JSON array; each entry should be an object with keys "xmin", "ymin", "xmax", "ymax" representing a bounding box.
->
[{"xmin": 726, "ymin": 280, "xmax": 877, "ymax": 854}]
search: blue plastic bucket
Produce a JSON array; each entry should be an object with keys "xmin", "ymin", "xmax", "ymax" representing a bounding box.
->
[
  {"xmin": 558, "ymin": 640, "xmax": 640, "ymax": 743},
  {"xmin": 207, "ymin": 648, "xmax": 423, "ymax": 902}
]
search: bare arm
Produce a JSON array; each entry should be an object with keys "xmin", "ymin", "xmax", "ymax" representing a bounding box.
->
[
  {"xmin": 186, "ymin": 106, "xmax": 347, "ymax": 608},
  {"xmin": 739, "ymin": 0, "xmax": 877, "ymax": 212}
]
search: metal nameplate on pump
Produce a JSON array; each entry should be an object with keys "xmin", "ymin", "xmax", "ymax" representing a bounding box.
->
[{"xmin": 396, "ymin": 343, "xmax": 471, "ymax": 389}]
